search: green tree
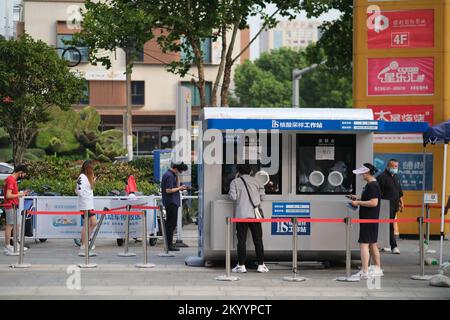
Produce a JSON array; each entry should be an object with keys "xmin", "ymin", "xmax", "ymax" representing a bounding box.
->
[
  {"xmin": 0, "ymin": 34, "xmax": 84, "ymax": 165},
  {"xmin": 232, "ymin": 47, "xmax": 352, "ymax": 108},
  {"xmin": 301, "ymin": 0, "xmax": 353, "ymax": 75},
  {"xmin": 73, "ymin": 0, "xmax": 155, "ymax": 160}
]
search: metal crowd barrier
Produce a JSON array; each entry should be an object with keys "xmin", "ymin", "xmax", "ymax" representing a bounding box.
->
[
  {"xmin": 8, "ymin": 205, "xmax": 160, "ymax": 269},
  {"xmin": 215, "ymin": 215, "xmax": 450, "ymax": 282}
]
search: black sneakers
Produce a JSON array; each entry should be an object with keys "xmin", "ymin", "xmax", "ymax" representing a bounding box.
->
[{"xmin": 168, "ymin": 245, "xmax": 180, "ymax": 251}]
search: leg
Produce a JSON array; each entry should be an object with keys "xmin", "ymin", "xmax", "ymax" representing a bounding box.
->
[
  {"xmin": 236, "ymin": 223, "xmax": 249, "ymax": 266},
  {"xmin": 369, "ymin": 243, "xmax": 381, "ymax": 268},
  {"xmin": 249, "ymin": 223, "xmax": 265, "ymax": 265},
  {"xmin": 5, "ymin": 224, "xmax": 12, "ymax": 247},
  {"xmin": 89, "ymin": 215, "xmax": 98, "ymax": 238},
  {"xmin": 360, "ymin": 243, "xmax": 370, "ymax": 273},
  {"xmin": 389, "ymin": 209, "xmax": 398, "ymax": 250},
  {"xmin": 165, "ymin": 204, "xmax": 178, "ymax": 246}
]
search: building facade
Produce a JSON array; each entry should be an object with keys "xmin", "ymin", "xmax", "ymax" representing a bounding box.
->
[
  {"xmin": 22, "ymin": 0, "xmax": 250, "ymax": 156},
  {"xmin": 259, "ymin": 19, "xmax": 322, "ymax": 54},
  {"xmin": 0, "ymin": 0, "xmax": 24, "ymax": 39}
]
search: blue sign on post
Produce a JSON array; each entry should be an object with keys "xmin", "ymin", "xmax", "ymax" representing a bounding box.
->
[
  {"xmin": 271, "ymin": 202, "xmax": 311, "ymax": 236},
  {"xmin": 373, "ymin": 153, "xmax": 433, "ymax": 191}
]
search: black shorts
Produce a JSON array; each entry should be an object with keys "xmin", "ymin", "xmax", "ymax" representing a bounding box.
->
[
  {"xmin": 358, "ymin": 221, "xmax": 379, "ymax": 244},
  {"xmin": 80, "ymin": 211, "xmax": 95, "ymax": 219}
]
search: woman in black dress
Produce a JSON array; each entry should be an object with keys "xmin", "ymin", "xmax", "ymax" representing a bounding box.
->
[{"xmin": 349, "ymin": 163, "xmax": 383, "ymax": 280}]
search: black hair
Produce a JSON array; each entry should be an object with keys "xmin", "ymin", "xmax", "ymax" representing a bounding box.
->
[
  {"xmin": 363, "ymin": 162, "xmax": 378, "ymax": 176},
  {"xmin": 14, "ymin": 164, "xmax": 28, "ymax": 174},
  {"xmin": 388, "ymin": 159, "xmax": 398, "ymax": 164},
  {"xmin": 236, "ymin": 163, "xmax": 252, "ymax": 175},
  {"xmin": 171, "ymin": 162, "xmax": 188, "ymax": 172}
]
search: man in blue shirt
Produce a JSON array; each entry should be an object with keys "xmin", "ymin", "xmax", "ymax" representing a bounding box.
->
[{"xmin": 161, "ymin": 162, "xmax": 188, "ymax": 251}]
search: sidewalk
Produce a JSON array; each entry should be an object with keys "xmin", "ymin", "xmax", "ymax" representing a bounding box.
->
[{"xmin": 1, "ymin": 225, "xmax": 449, "ymax": 300}]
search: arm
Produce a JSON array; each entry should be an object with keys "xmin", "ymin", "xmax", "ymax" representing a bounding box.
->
[
  {"xmin": 5, "ymin": 189, "xmax": 26, "ymax": 200},
  {"xmin": 398, "ymin": 177, "xmax": 404, "ymax": 211},
  {"xmin": 353, "ymin": 198, "xmax": 379, "ymax": 208},
  {"xmin": 228, "ymin": 180, "xmax": 237, "ymax": 201}
]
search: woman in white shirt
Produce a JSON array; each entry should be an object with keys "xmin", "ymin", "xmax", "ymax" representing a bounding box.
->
[{"xmin": 76, "ymin": 160, "xmax": 97, "ymax": 251}]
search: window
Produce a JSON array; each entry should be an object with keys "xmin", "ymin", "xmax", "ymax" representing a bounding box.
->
[
  {"xmin": 273, "ymin": 31, "xmax": 283, "ymax": 49},
  {"xmin": 221, "ymin": 132, "xmax": 282, "ymax": 195},
  {"xmin": 79, "ymin": 80, "xmax": 89, "ymax": 105},
  {"xmin": 180, "ymin": 37, "xmax": 212, "ymax": 63},
  {"xmin": 296, "ymin": 134, "xmax": 356, "ymax": 195},
  {"xmin": 181, "ymin": 81, "xmax": 212, "ymax": 107},
  {"xmin": 131, "ymin": 81, "xmax": 145, "ymax": 105},
  {"xmin": 56, "ymin": 34, "xmax": 88, "ymax": 62}
]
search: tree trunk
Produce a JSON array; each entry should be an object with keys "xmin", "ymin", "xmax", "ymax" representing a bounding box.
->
[
  {"xmin": 220, "ymin": 23, "xmax": 239, "ymax": 107},
  {"xmin": 190, "ymin": 39, "xmax": 206, "ymax": 108},
  {"xmin": 211, "ymin": 25, "xmax": 227, "ymax": 107}
]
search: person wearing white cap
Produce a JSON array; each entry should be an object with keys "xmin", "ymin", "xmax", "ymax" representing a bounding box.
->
[{"xmin": 348, "ymin": 163, "xmax": 383, "ymax": 280}]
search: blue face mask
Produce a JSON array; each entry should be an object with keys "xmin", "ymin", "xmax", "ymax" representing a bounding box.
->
[{"xmin": 388, "ymin": 168, "xmax": 398, "ymax": 175}]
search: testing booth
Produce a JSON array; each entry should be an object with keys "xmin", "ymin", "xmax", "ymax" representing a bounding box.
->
[{"xmin": 185, "ymin": 108, "xmax": 429, "ymax": 266}]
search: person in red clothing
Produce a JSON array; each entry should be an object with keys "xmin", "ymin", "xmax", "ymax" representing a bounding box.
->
[{"xmin": 3, "ymin": 164, "xmax": 28, "ymax": 254}]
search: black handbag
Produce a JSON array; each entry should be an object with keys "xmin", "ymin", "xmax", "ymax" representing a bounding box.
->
[{"xmin": 240, "ymin": 177, "xmax": 264, "ymax": 219}]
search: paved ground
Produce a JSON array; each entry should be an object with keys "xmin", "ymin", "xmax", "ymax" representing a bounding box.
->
[{"xmin": 1, "ymin": 224, "xmax": 449, "ymax": 300}]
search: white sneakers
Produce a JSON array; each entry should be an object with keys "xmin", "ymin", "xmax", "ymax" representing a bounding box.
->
[
  {"xmin": 382, "ymin": 247, "xmax": 400, "ymax": 254},
  {"xmin": 351, "ymin": 266, "xmax": 384, "ymax": 280},
  {"xmin": 351, "ymin": 270, "xmax": 369, "ymax": 280},
  {"xmin": 232, "ymin": 264, "xmax": 270, "ymax": 273},
  {"xmin": 232, "ymin": 265, "xmax": 247, "ymax": 273},
  {"xmin": 257, "ymin": 264, "xmax": 269, "ymax": 273},
  {"xmin": 369, "ymin": 265, "xmax": 384, "ymax": 277},
  {"xmin": 4, "ymin": 244, "xmax": 28, "ymax": 254},
  {"xmin": 79, "ymin": 244, "xmax": 95, "ymax": 251}
]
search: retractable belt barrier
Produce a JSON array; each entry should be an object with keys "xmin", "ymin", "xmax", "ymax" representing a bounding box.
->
[
  {"xmin": 216, "ymin": 216, "xmax": 450, "ymax": 282},
  {"xmin": 9, "ymin": 207, "xmax": 159, "ymax": 269}
]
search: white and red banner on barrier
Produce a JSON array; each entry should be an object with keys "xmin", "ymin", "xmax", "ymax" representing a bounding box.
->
[
  {"xmin": 367, "ymin": 9, "xmax": 434, "ymax": 49},
  {"xmin": 369, "ymin": 105, "xmax": 434, "ymax": 125},
  {"xmin": 367, "ymin": 57, "xmax": 434, "ymax": 96}
]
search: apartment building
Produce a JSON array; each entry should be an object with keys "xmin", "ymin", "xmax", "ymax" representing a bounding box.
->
[
  {"xmin": 259, "ymin": 19, "xmax": 322, "ymax": 54},
  {"xmin": 22, "ymin": 0, "xmax": 250, "ymax": 155}
]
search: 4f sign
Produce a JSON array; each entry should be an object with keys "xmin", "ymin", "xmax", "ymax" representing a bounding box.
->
[
  {"xmin": 392, "ymin": 32, "xmax": 409, "ymax": 47},
  {"xmin": 367, "ymin": 5, "xmax": 389, "ymax": 33}
]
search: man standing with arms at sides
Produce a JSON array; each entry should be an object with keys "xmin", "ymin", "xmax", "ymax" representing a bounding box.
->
[{"xmin": 377, "ymin": 159, "xmax": 404, "ymax": 254}]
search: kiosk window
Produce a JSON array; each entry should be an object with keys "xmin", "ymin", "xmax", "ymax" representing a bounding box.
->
[
  {"xmin": 221, "ymin": 133, "xmax": 282, "ymax": 195},
  {"xmin": 296, "ymin": 134, "xmax": 355, "ymax": 194}
]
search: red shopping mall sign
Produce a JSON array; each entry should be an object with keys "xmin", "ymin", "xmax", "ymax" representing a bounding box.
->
[
  {"xmin": 368, "ymin": 105, "xmax": 433, "ymax": 125},
  {"xmin": 367, "ymin": 57, "xmax": 434, "ymax": 96},
  {"xmin": 367, "ymin": 9, "xmax": 434, "ymax": 49}
]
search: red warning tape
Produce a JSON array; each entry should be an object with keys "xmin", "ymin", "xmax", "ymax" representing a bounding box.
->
[
  {"xmin": 90, "ymin": 210, "xmax": 143, "ymax": 215},
  {"xmin": 107, "ymin": 205, "xmax": 128, "ymax": 211},
  {"xmin": 231, "ymin": 218, "xmax": 345, "ymax": 223},
  {"xmin": 404, "ymin": 204, "xmax": 442, "ymax": 209},
  {"xmin": 351, "ymin": 218, "xmax": 417, "ymax": 224},
  {"xmin": 27, "ymin": 211, "xmax": 84, "ymax": 215}
]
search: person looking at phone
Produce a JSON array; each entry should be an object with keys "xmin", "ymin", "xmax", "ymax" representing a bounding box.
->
[
  {"xmin": 3, "ymin": 164, "xmax": 29, "ymax": 254},
  {"xmin": 348, "ymin": 163, "xmax": 383, "ymax": 280},
  {"xmin": 161, "ymin": 161, "xmax": 188, "ymax": 251}
]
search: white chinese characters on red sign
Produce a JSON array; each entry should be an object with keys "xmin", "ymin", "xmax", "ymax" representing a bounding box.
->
[
  {"xmin": 367, "ymin": 9, "xmax": 434, "ymax": 49},
  {"xmin": 367, "ymin": 57, "xmax": 434, "ymax": 96}
]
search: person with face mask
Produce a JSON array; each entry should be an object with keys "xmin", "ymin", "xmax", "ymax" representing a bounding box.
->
[
  {"xmin": 3, "ymin": 164, "xmax": 29, "ymax": 254},
  {"xmin": 376, "ymin": 159, "xmax": 404, "ymax": 254},
  {"xmin": 348, "ymin": 163, "xmax": 383, "ymax": 280}
]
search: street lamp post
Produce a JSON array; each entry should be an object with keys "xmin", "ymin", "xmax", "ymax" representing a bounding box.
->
[{"xmin": 292, "ymin": 61, "xmax": 326, "ymax": 108}]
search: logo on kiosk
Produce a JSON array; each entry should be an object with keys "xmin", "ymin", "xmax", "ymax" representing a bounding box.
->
[{"xmin": 271, "ymin": 202, "xmax": 311, "ymax": 236}]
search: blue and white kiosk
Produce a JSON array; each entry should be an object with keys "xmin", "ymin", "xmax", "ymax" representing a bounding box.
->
[{"xmin": 186, "ymin": 108, "xmax": 429, "ymax": 266}]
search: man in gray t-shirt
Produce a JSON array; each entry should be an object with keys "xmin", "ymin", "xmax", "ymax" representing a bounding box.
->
[{"xmin": 228, "ymin": 164, "xmax": 268, "ymax": 273}]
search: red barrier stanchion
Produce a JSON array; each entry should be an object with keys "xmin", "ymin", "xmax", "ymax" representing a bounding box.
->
[{"xmin": 10, "ymin": 209, "xmax": 31, "ymax": 268}]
